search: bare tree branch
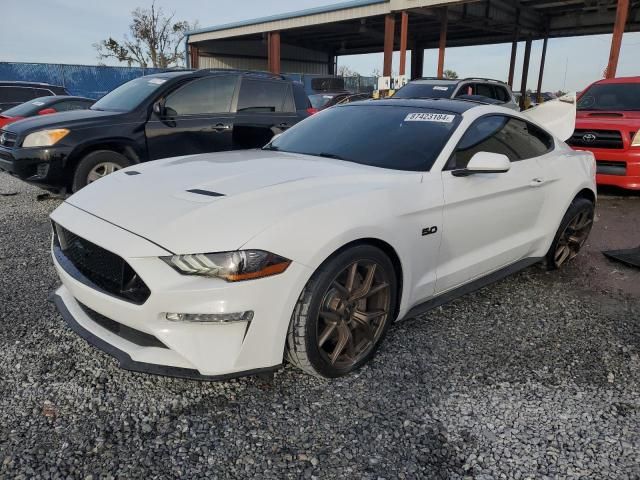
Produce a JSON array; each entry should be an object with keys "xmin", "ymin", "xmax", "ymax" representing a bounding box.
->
[{"xmin": 94, "ymin": 1, "xmax": 195, "ymax": 68}]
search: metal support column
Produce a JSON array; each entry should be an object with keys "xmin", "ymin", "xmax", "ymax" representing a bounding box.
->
[
  {"xmin": 383, "ymin": 14, "xmax": 396, "ymax": 77},
  {"xmin": 267, "ymin": 31, "xmax": 281, "ymax": 74},
  {"xmin": 519, "ymin": 37, "xmax": 533, "ymax": 110},
  {"xmin": 607, "ymin": 0, "xmax": 630, "ymax": 78},
  {"xmin": 536, "ymin": 33, "xmax": 549, "ymax": 103},
  {"xmin": 437, "ymin": 8, "xmax": 448, "ymax": 78},
  {"xmin": 411, "ymin": 42, "xmax": 424, "ymax": 80},
  {"xmin": 399, "ymin": 11, "xmax": 409, "ymax": 76}
]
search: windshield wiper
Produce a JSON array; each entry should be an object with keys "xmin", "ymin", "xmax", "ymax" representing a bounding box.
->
[{"xmin": 262, "ymin": 144, "xmax": 280, "ymax": 151}]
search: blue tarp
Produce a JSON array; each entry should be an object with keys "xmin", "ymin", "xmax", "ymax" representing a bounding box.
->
[{"xmin": 0, "ymin": 62, "xmax": 170, "ymax": 99}]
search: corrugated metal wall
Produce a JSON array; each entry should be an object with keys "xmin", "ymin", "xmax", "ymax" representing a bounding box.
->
[
  {"xmin": 0, "ymin": 62, "xmax": 169, "ymax": 99},
  {"xmin": 198, "ymin": 56, "xmax": 327, "ymax": 74}
]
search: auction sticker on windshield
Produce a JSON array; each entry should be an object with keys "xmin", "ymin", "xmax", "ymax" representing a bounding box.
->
[{"xmin": 404, "ymin": 113, "xmax": 455, "ymax": 123}]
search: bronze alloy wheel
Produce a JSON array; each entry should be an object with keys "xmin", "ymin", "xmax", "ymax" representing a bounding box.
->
[
  {"xmin": 316, "ymin": 260, "xmax": 392, "ymax": 369},
  {"xmin": 554, "ymin": 207, "xmax": 594, "ymax": 267}
]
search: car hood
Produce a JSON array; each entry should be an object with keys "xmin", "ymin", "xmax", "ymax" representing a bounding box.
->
[
  {"xmin": 576, "ymin": 110, "xmax": 640, "ymax": 128},
  {"xmin": 2, "ymin": 109, "xmax": 124, "ymax": 134},
  {"xmin": 65, "ymin": 150, "xmax": 417, "ymax": 254}
]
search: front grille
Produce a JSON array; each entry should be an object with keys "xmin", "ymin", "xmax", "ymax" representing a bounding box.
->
[
  {"xmin": 596, "ymin": 160, "xmax": 627, "ymax": 176},
  {"xmin": 0, "ymin": 130, "xmax": 17, "ymax": 148},
  {"xmin": 567, "ymin": 129, "xmax": 623, "ymax": 149},
  {"xmin": 78, "ymin": 302, "xmax": 167, "ymax": 348},
  {"xmin": 53, "ymin": 223, "xmax": 151, "ymax": 304}
]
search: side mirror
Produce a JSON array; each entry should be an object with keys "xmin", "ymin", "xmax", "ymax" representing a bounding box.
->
[
  {"xmin": 38, "ymin": 108, "xmax": 57, "ymax": 115},
  {"xmin": 452, "ymin": 152, "xmax": 511, "ymax": 177},
  {"xmin": 152, "ymin": 100, "xmax": 165, "ymax": 117}
]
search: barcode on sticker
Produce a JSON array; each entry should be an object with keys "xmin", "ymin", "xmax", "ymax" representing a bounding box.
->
[{"xmin": 404, "ymin": 113, "xmax": 455, "ymax": 123}]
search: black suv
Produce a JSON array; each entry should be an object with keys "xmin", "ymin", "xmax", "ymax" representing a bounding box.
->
[
  {"xmin": 0, "ymin": 81, "xmax": 69, "ymax": 112},
  {"xmin": 0, "ymin": 70, "xmax": 312, "ymax": 192}
]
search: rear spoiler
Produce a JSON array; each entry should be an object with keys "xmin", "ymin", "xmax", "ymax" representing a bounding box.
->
[{"xmin": 521, "ymin": 93, "xmax": 576, "ymax": 142}]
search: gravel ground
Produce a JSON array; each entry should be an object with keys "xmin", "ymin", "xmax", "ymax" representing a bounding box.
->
[{"xmin": 0, "ymin": 172, "xmax": 639, "ymax": 479}]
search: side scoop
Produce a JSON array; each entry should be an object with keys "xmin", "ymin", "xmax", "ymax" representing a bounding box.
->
[{"xmin": 522, "ymin": 92, "xmax": 576, "ymax": 142}]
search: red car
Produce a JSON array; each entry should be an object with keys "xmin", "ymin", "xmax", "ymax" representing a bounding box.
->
[
  {"xmin": 0, "ymin": 96, "xmax": 94, "ymax": 128},
  {"xmin": 567, "ymin": 77, "xmax": 640, "ymax": 190}
]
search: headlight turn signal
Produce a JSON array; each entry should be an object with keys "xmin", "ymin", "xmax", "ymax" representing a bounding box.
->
[
  {"xmin": 162, "ymin": 250, "xmax": 291, "ymax": 281},
  {"xmin": 22, "ymin": 129, "xmax": 70, "ymax": 148}
]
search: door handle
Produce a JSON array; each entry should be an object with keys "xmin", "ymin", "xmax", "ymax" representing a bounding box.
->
[
  {"xmin": 211, "ymin": 123, "xmax": 231, "ymax": 132},
  {"xmin": 529, "ymin": 177, "xmax": 546, "ymax": 187}
]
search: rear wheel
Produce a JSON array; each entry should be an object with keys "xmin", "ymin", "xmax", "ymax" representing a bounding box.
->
[
  {"xmin": 545, "ymin": 197, "xmax": 594, "ymax": 269},
  {"xmin": 72, "ymin": 150, "xmax": 131, "ymax": 192},
  {"xmin": 287, "ymin": 245, "xmax": 397, "ymax": 378}
]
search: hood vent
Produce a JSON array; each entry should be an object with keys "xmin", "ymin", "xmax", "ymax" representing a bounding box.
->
[{"xmin": 186, "ymin": 189, "xmax": 225, "ymax": 197}]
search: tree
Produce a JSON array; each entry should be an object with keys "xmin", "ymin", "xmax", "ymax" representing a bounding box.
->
[
  {"xmin": 94, "ymin": 2, "xmax": 196, "ymax": 68},
  {"xmin": 337, "ymin": 65, "xmax": 360, "ymax": 77},
  {"xmin": 443, "ymin": 69, "xmax": 458, "ymax": 79}
]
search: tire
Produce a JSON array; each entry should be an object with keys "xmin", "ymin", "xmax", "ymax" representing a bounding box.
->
[
  {"xmin": 72, "ymin": 150, "xmax": 131, "ymax": 192},
  {"xmin": 286, "ymin": 245, "xmax": 398, "ymax": 378},
  {"xmin": 544, "ymin": 197, "xmax": 595, "ymax": 270}
]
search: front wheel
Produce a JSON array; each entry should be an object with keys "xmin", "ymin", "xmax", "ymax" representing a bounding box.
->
[
  {"xmin": 286, "ymin": 245, "xmax": 398, "ymax": 378},
  {"xmin": 545, "ymin": 197, "xmax": 595, "ymax": 269},
  {"xmin": 72, "ymin": 150, "xmax": 131, "ymax": 192}
]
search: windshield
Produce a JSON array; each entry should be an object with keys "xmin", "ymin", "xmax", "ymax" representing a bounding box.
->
[
  {"xmin": 393, "ymin": 81, "xmax": 457, "ymax": 99},
  {"xmin": 92, "ymin": 76, "xmax": 167, "ymax": 112},
  {"xmin": 309, "ymin": 94, "xmax": 340, "ymax": 109},
  {"xmin": 265, "ymin": 105, "xmax": 460, "ymax": 171},
  {"xmin": 2, "ymin": 97, "xmax": 52, "ymax": 117},
  {"xmin": 577, "ymin": 83, "xmax": 640, "ymax": 111}
]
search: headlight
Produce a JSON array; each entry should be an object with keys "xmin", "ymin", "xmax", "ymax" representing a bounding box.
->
[
  {"xmin": 632, "ymin": 131, "xmax": 640, "ymax": 147},
  {"xmin": 22, "ymin": 129, "xmax": 70, "ymax": 148},
  {"xmin": 162, "ymin": 250, "xmax": 291, "ymax": 281}
]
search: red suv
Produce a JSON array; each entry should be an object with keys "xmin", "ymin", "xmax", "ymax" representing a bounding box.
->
[{"xmin": 567, "ymin": 77, "xmax": 640, "ymax": 190}]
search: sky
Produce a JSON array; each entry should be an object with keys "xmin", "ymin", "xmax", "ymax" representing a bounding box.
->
[{"xmin": 1, "ymin": 0, "xmax": 639, "ymax": 92}]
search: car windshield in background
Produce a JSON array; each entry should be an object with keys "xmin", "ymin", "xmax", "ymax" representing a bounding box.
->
[
  {"xmin": 577, "ymin": 83, "xmax": 640, "ymax": 111},
  {"xmin": 393, "ymin": 81, "xmax": 457, "ymax": 99},
  {"xmin": 91, "ymin": 76, "xmax": 166, "ymax": 112},
  {"xmin": 266, "ymin": 105, "xmax": 461, "ymax": 171},
  {"xmin": 309, "ymin": 94, "xmax": 340, "ymax": 109},
  {"xmin": 1, "ymin": 97, "xmax": 51, "ymax": 117}
]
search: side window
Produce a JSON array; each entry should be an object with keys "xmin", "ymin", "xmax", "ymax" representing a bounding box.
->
[
  {"xmin": 237, "ymin": 80, "xmax": 289, "ymax": 113},
  {"xmin": 475, "ymin": 83, "xmax": 494, "ymax": 99},
  {"xmin": 448, "ymin": 115, "xmax": 554, "ymax": 169},
  {"xmin": 494, "ymin": 86, "xmax": 510, "ymax": 103},
  {"xmin": 54, "ymin": 100, "xmax": 92, "ymax": 112},
  {"xmin": 455, "ymin": 83, "xmax": 473, "ymax": 97},
  {"xmin": 164, "ymin": 76, "xmax": 237, "ymax": 116},
  {"xmin": 33, "ymin": 88, "xmax": 54, "ymax": 97},
  {"xmin": 0, "ymin": 87, "xmax": 36, "ymax": 103}
]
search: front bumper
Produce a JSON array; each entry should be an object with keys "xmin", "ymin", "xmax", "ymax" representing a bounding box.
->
[
  {"xmin": 0, "ymin": 144, "xmax": 71, "ymax": 189},
  {"xmin": 50, "ymin": 202, "xmax": 312, "ymax": 379},
  {"xmin": 571, "ymin": 146, "xmax": 640, "ymax": 190}
]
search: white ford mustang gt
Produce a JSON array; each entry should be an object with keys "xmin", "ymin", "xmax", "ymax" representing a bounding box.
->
[{"xmin": 50, "ymin": 98, "xmax": 596, "ymax": 379}]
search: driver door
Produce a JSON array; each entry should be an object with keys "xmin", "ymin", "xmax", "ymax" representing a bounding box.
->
[
  {"xmin": 435, "ymin": 115, "xmax": 552, "ymax": 294},
  {"xmin": 145, "ymin": 75, "xmax": 239, "ymax": 160}
]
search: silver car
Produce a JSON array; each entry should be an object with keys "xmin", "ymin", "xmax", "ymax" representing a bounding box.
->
[{"xmin": 393, "ymin": 77, "xmax": 520, "ymax": 111}]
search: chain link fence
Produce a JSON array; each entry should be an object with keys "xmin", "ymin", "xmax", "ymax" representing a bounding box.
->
[{"xmin": 0, "ymin": 62, "xmax": 170, "ymax": 99}]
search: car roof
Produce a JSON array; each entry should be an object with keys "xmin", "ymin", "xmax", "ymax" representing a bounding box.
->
[
  {"xmin": 409, "ymin": 77, "xmax": 510, "ymax": 87},
  {"xmin": 343, "ymin": 98, "xmax": 481, "ymax": 114},
  {"xmin": 31, "ymin": 95, "xmax": 94, "ymax": 102},
  {"xmin": 594, "ymin": 76, "xmax": 640, "ymax": 85},
  {"xmin": 0, "ymin": 81, "xmax": 65, "ymax": 88},
  {"xmin": 146, "ymin": 69, "xmax": 289, "ymax": 81}
]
